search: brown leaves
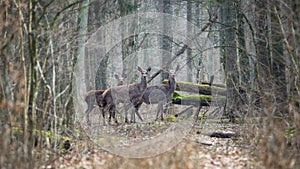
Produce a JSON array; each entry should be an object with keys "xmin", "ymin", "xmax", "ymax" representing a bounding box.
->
[{"xmin": 49, "ymin": 123, "xmax": 259, "ymax": 169}]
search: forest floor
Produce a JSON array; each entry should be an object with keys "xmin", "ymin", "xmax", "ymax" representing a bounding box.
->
[
  {"xmin": 48, "ymin": 105, "xmax": 264, "ymax": 169},
  {"xmin": 50, "ymin": 124, "xmax": 264, "ymax": 168}
]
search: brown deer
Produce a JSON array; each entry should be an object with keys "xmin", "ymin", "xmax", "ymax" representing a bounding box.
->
[
  {"xmin": 84, "ymin": 74, "xmax": 125, "ymax": 125},
  {"xmin": 135, "ymin": 65, "xmax": 180, "ymax": 121},
  {"xmin": 99, "ymin": 66, "xmax": 151, "ymax": 124}
]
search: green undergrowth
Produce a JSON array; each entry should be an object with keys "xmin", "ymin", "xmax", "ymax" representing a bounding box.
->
[{"xmin": 12, "ymin": 126, "xmax": 71, "ymax": 153}]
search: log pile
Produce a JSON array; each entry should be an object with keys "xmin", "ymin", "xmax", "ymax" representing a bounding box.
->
[{"xmin": 163, "ymin": 78, "xmax": 226, "ymax": 107}]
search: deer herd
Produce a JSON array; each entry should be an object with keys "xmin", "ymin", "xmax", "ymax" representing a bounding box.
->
[{"xmin": 84, "ymin": 65, "xmax": 180, "ymax": 126}]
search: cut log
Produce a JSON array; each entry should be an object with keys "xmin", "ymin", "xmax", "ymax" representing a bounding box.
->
[
  {"xmin": 163, "ymin": 80, "xmax": 226, "ymax": 96},
  {"xmin": 171, "ymin": 92, "xmax": 226, "ymax": 106}
]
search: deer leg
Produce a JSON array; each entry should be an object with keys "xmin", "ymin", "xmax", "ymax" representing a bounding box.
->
[
  {"xmin": 160, "ymin": 102, "xmax": 164, "ymax": 121},
  {"xmin": 160, "ymin": 107, "xmax": 164, "ymax": 121},
  {"xmin": 164, "ymin": 101, "xmax": 172, "ymax": 114},
  {"xmin": 155, "ymin": 102, "xmax": 163, "ymax": 121},
  {"xmin": 125, "ymin": 113, "xmax": 129, "ymax": 123},
  {"xmin": 130, "ymin": 103, "xmax": 143, "ymax": 123},
  {"xmin": 135, "ymin": 103, "xmax": 144, "ymax": 122},
  {"xmin": 114, "ymin": 110, "xmax": 119, "ymax": 125},
  {"xmin": 130, "ymin": 110, "xmax": 135, "ymax": 123},
  {"xmin": 110, "ymin": 108, "xmax": 119, "ymax": 125},
  {"xmin": 108, "ymin": 109, "xmax": 112, "ymax": 124},
  {"xmin": 124, "ymin": 103, "xmax": 130, "ymax": 123},
  {"xmin": 85, "ymin": 104, "xmax": 95, "ymax": 126},
  {"xmin": 108, "ymin": 105, "xmax": 115, "ymax": 125},
  {"xmin": 135, "ymin": 110, "xmax": 143, "ymax": 122},
  {"xmin": 85, "ymin": 108, "xmax": 91, "ymax": 126},
  {"xmin": 101, "ymin": 108, "xmax": 107, "ymax": 126}
]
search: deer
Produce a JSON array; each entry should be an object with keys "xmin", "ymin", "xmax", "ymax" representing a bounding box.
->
[
  {"xmin": 135, "ymin": 65, "xmax": 180, "ymax": 121},
  {"xmin": 84, "ymin": 74, "xmax": 125, "ymax": 126},
  {"xmin": 99, "ymin": 66, "xmax": 151, "ymax": 124}
]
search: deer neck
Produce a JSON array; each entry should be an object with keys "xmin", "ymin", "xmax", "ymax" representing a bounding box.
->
[
  {"xmin": 139, "ymin": 76, "xmax": 147, "ymax": 91},
  {"xmin": 168, "ymin": 77, "xmax": 176, "ymax": 93}
]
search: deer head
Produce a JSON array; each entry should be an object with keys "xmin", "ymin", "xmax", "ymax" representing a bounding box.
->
[
  {"xmin": 169, "ymin": 64, "xmax": 180, "ymax": 78},
  {"xmin": 138, "ymin": 66, "xmax": 151, "ymax": 77},
  {"xmin": 114, "ymin": 74, "xmax": 126, "ymax": 86}
]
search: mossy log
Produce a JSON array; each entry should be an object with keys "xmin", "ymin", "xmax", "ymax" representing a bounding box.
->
[
  {"xmin": 163, "ymin": 80, "xmax": 226, "ymax": 96},
  {"xmin": 171, "ymin": 92, "xmax": 226, "ymax": 106}
]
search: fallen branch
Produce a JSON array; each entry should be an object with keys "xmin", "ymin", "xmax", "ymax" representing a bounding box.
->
[
  {"xmin": 201, "ymin": 131, "xmax": 238, "ymax": 138},
  {"xmin": 174, "ymin": 105, "xmax": 194, "ymax": 118}
]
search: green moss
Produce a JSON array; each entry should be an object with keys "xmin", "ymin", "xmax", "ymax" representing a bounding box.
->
[
  {"xmin": 164, "ymin": 115, "xmax": 177, "ymax": 122},
  {"xmin": 163, "ymin": 80, "xmax": 226, "ymax": 91},
  {"xmin": 172, "ymin": 92, "xmax": 225, "ymax": 102}
]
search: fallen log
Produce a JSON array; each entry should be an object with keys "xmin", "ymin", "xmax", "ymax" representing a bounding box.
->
[
  {"xmin": 163, "ymin": 80, "xmax": 226, "ymax": 96},
  {"xmin": 171, "ymin": 92, "xmax": 226, "ymax": 106},
  {"xmin": 201, "ymin": 131, "xmax": 239, "ymax": 138}
]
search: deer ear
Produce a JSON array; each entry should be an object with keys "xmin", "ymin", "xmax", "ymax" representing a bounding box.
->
[
  {"xmin": 137, "ymin": 66, "xmax": 142, "ymax": 72},
  {"xmin": 147, "ymin": 66, "xmax": 151, "ymax": 72},
  {"xmin": 114, "ymin": 74, "xmax": 119, "ymax": 80}
]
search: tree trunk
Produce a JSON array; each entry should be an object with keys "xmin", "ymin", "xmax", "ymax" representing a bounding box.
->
[
  {"xmin": 91, "ymin": 2, "xmax": 108, "ymax": 90},
  {"xmin": 269, "ymin": 2, "xmax": 287, "ymax": 114},
  {"xmin": 237, "ymin": 0, "xmax": 249, "ymax": 87},
  {"xmin": 76, "ymin": 0, "xmax": 89, "ymax": 114},
  {"xmin": 186, "ymin": 0, "xmax": 193, "ymax": 82},
  {"xmin": 26, "ymin": 0, "xmax": 40, "ymax": 166},
  {"xmin": 220, "ymin": 0, "xmax": 239, "ymax": 121},
  {"xmin": 158, "ymin": 0, "xmax": 173, "ymax": 81}
]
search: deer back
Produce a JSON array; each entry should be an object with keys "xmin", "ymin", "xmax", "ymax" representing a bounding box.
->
[
  {"xmin": 84, "ymin": 90, "xmax": 104, "ymax": 104},
  {"xmin": 101, "ymin": 85, "xmax": 129, "ymax": 106},
  {"xmin": 142, "ymin": 84, "xmax": 170, "ymax": 104},
  {"xmin": 101, "ymin": 66, "xmax": 151, "ymax": 108}
]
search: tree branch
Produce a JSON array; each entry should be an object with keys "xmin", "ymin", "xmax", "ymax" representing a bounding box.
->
[{"xmin": 147, "ymin": 13, "xmax": 218, "ymax": 83}]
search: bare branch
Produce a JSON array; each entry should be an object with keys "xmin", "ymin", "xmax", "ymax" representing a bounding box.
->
[{"xmin": 147, "ymin": 13, "xmax": 219, "ymax": 83}]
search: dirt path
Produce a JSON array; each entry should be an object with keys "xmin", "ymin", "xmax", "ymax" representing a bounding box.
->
[{"xmin": 50, "ymin": 121, "xmax": 263, "ymax": 169}]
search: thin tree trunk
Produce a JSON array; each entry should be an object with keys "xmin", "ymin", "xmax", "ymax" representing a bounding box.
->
[
  {"xmin": 27, "ymin": 0, "xmax": 39, "ymax": 167},
  {"xmin": 255, "ymin": 1, "xmax": 271, "ymax": 111},
  {"xmin": 194, "ymin": 1, "xmax": 201, "ymax": 83},
  {"xmin": 186, "ymin": 0, "xmax": 193, "ymax": 82},
  {"xmin": 94, "ymin": 1, "xmax": 109, "ymax": 90},
  {"xmin": 76, "ymin": 0, "xmax": 89, "ymax": 116},
  {"xmin": 237, "ymin": 0, "xmax": 249, "ymax": 87},
  {"xmin": 119, "ymin": 0, "xmax": 137, "ymax": 82},
  {"xmin": 158, "ymin": 0, "xmax": 172, "ymax": 81}
]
